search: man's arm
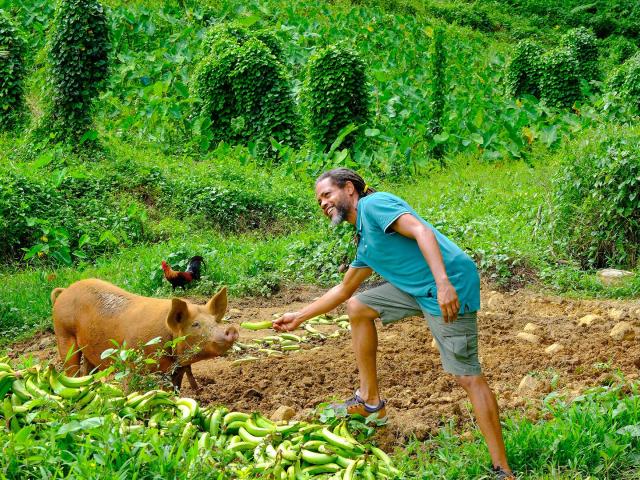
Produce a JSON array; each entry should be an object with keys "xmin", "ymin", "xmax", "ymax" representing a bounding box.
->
[
  {"xmin": 273, "ymin": 266, "xmax": 373, "ymax": 332},
  {"xmin": 390, "ymin": 213, "xmax": 460, "ymax": 322}
]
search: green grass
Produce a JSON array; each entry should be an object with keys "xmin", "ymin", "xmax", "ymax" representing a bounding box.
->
[{"xmin": 395, "ymin": 380, "xmax": 640, "ymax": 479}]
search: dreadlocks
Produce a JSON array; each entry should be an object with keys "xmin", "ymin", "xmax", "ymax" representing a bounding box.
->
[{"xmin": 315, "ymin": 168, "xmax": 375, "ymax": 197}]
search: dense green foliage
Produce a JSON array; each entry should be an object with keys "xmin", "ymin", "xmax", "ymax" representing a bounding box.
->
[
  {"xmin": 193, "ymin": 23, "xmax": 299, "ymax": 152},
  {"xmin": 554, "ymin": 126, "xmax": 640, "ymax": 269},
  {"xmin": 301, "ymin": 44, "xmax": 370, "ymax": 151},
  {"xmin": 560, "ymin": 27, "xmax": 600, "ymax": 85},
  {"xmin": 0, "ymin": 147, "xmax": 313, "ymax": 266},
  {"xmin": 607, "ymin": 53, "xmax": 640, "ymax": 109},
  {"xmin": 538, "ymin": 47, "xmax": 581, "ymax": 108},
  {"xmin": 0, "ymin": 11, "xmax": 25, "ymax": 130},
  {"xmin": 48, "ymin": 0, "xmax": 110, "ymax": 141},
  {"xmin": 485, "ymin": 0, "xmax": 640, "ymax": 39},
  {"xmin": 505, "ymin": 39, "xmax": 542, "ymax": 98}
]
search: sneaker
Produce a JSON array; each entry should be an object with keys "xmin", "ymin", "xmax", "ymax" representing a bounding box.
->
[
  {"xmin": 492, "ymin": 466, "xmax": 516, "ymax": 479},
  {"xmin": 331, "ymin": 391, "xmax": 387, "ymax": 419}
]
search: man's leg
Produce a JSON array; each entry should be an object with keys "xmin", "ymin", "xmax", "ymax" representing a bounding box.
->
[
  {"xmin": 455, "ymin": 374, "xmax": 513, "ymax": 476},
  {"xmin": 346, "ymin": 296, "xmax": 382, "ymax": 406}
]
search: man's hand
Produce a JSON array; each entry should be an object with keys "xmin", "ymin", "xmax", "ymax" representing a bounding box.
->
[
  {"xmin": 437, "ymin": 281, "xmax": 460, "ymax": 323},
  {"xmin": 273, "ymin": 312, "xmax": 304, "ymax": 332}
]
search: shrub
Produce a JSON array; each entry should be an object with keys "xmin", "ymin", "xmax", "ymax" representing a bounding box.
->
[
  {"xmin": 604, "ymin": 35, "xmax": 638, "ymax": 65},
  {"xmin": 301, "ymin": 44, "xmax": 370, "ymax": 151},
  {"xmin": 607, "ymin": 53, "xmax": 640, "ymax": 108},
  {"xmin": 553, "ymin": 127, "xmax": 640, "ymax": 269},
  {"xmin": 0, "ymin": 11, "xmax": 26, "ymax": 131},
  {"xmin": 231, "ymin": 39, "xmax": 300, "ymax": 149},
  {"xmin": 48, "ymin": 0, "xmax": 110, "ymax": 141},
  {"xmin": 539, "ymin": 47, "xmax": 581, "ymax": 108},
  {"xmin": 560, "ymin": 27, "xmax": 600, "ymax": 84},
  {"xmin": 506, "ymin": 39, "xmax": 543, "ymax": 98},
  {"xmin": 193, "ymin": 24, "xmax": 298, "ymax": 150}
]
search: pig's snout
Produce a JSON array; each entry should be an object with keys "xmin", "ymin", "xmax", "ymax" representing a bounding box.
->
[{"xmin": 225, "ymin": 325, "xmax": 239, "ymax": 343}]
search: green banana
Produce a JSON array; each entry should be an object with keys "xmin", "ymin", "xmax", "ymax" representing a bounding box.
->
[
  {"xmin": 176, "ymin": 397, "xmax": 199, "ymax": 420},
  {"xmin": 319, "ymin": 427, "xmax": 361, "ymax": 453},
  {"xmin": 208, "ymin": 407, "xmax": 227, "ymax": 437},
  {"xmin": 277, "ymin": 441, "xmax": 301, "ymax": 462},
  {"xmin": 244, "ymin": 415, "xmax": 275, "ymax": 437},
  {"xmin": 0, "ymin": 374, "xmax": 15, "ymax": 398},
  {"xmin": 10, "ymin": 379, "xmax": 31, "ymax": 402},
  {"xmin": 75, "ymin": 389, "xmax": 98, "ymax": 409},
  {"xmin": 48, "ymin": 370, "xmax": 86, "ymax": 400},
  {"xmin": 0, "ymin": 362, "xmax": 13, "ymax": 373},
  {"xmin": 343, "ymin": 458, "xmax": 364, "ymax": 480},
  {"xmin": 24, "ymin": 376, "xmax": 61, "ymax": 401},
  {"xmin": 228, "ymin": 441, "xmax": 255, "ymax": 452},
  {"xmin": 371, "ymin": 446, "xmax": 400, "ymax": 476},
  {"xmin": 301, "ymin": 449, "xmax": 335, "ymax": 465},
  {"xmin": 338, "ymin": 420, "xmax": 357, "ymax": 443},
  {"xmin": 237, "ymin": 426, "xmax": 262, "ymax": 445},
  {"xmin": 280, "ymin": 333, "xmax": 302, "ymax": 342},
  {"xmin": 301, "ymin": 463, "xmax": 341, "ymax": 474},
  {"xmin": 223, "ymin": 411, "xmax": 249, "ymax": 426},
  {"xmin": 57, "ymin": 372, "xmax": 95, "ymax": 388},
  {"xmin": 240, "ymin": 320, "xmax": 273, "ymax": 331},
  {"xmin": 197, "ymin": 431, "xmax": 211, "ymax": 450}
]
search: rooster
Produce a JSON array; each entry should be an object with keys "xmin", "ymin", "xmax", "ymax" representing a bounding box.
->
[{"xmin": 161, "ymin": 256, "xmax": 205, "ymax": 291}]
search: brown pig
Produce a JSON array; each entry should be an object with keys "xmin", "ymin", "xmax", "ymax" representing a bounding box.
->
[{"xmin": 51, "ymin": 278, "xmax": 239, "ymax": 390}]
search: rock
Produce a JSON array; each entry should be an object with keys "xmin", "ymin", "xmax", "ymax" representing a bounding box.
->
[
  {"xmin": 610, "ymin": 322, "xmax": 635, "ymax": 341},
  {"xmin": 608, "ymin": 308, "xmax": 625, "ymax": 322},
  {"xmin": 597, "ymin": 268, "xmax": 634, "ymax": 287},
  {"xmin": 523, "ymin": 323, "xmax": 540, "ymax": 334},
  {"xmin": 578, "ymin": 314, "xmax": 601, "ymax": 327},
  {"xmin": 271, "ymin": 405, "xmax": 296, "ymax": 422},
  {"xmin": 486, "ymin": 294, "xmax": 502, "ymax": 311},
  {"xmin": 516, "ymin": 332, "xmax": 540, "ymax": 344},
  {"xmin": 431, "ymin": 338, "xmax": 437, "ymax": 349},
  {"xmin": 545, "ymin": 343, "xmax": 564, "ymax": 355},
  {"xmin": 518, "ymin": 375, "xmax": 540, "ymax": 393}
]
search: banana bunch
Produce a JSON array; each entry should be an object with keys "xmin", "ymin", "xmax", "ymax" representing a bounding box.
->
[{"xmin": 196, "ymin": 406, "xmax": 401, "ymax": 479}]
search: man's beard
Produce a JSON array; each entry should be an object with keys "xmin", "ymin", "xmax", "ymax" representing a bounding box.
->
[{"xmin": 330, "ymin": 201, "xmax": 349, "ymax": 226}]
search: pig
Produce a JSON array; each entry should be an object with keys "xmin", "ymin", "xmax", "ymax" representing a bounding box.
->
[{"xmin": 51, "ymin": 278, "xmax": 239, "ymax": 390}]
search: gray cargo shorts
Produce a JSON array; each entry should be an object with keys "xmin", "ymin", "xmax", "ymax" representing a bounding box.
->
[{"xmin": 355, "ymin": 282, "xmax": 482, "ymax": 376}]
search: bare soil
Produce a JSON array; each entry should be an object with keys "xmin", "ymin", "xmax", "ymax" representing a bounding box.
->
[{"xmin": 9, "ymin": 284, "xmax": 640, "ymax": 448}]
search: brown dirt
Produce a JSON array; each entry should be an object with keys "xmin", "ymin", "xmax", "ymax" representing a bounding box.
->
[{"xmin": 8, "ymin": 284, "xmax": 640, "ymax": 448}]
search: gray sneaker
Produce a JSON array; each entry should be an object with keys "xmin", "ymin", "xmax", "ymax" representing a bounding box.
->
[{"xmin": 493, "ymin": 466, "xmax": 516, "ymax": 479}]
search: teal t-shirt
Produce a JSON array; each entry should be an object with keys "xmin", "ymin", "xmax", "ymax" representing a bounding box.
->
[{"xmin": 350, "ymin": 192, "xmax": 480, "ymax": 316}]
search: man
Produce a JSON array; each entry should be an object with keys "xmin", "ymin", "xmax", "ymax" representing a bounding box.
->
[{"xmin": 273, "ymin": 168, "xmax": 515, "ymax": 479}]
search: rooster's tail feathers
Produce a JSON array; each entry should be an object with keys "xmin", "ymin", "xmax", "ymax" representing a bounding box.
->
[{"xmin": 186, "ymin": 256, "xmax": 205, "ymax": 280}]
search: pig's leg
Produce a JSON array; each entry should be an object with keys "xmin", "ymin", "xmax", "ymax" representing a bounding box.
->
[
  {"xmin": 185, "ymin": 365, "xmax": 199, "ymax": 391},
  {"xmin": 55, "ymin": 334, "xmax": 82, "ymax": 376},
  {"xmin": 83, "ymin": 358, "xmax": 96, "ymax": 375},
  {"xmin": 171, "ymin": 366, "xmax": 186, "ymax": 391}
]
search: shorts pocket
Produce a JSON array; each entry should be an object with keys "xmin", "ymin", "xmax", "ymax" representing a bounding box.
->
[{"xmin": 445, "ymin": 334, "xmax": 478, "ymax": 361}]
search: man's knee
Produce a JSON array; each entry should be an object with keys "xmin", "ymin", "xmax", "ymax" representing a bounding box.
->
[
  {"xmin": 454, "ymin": 374, "xmax": 485, "ymax": 391},
  {"xmin": 346, "ymin": 297, "xmax": 379, "ymax": 323}
]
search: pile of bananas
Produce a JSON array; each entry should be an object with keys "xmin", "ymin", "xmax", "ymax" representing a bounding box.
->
[
  {"xmin": 0, "ymin": 358, "xmax": 401, "ymax": 478},
  {"xmin": 233, "ymin": 314, "xmax": 351, "ymax": 365},
  {"xmin": 201, "ymin": 408, "xmax": 401, "ymax": 479}
]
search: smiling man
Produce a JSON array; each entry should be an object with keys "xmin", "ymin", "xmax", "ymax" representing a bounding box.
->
[{"xmin": 273, "ymin": 168, "xmax": 515, "ymax": 479}]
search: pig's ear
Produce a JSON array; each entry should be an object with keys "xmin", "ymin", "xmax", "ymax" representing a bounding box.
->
[
  {"xmin": 205, "ymin": 286, "xmax": 228, "ymax": 323},
  {"xmin": 166, "ymin": 298, "xmax": 191, "ymax": 334}
]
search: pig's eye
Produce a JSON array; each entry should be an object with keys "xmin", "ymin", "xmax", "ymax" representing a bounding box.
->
[{"xmin": 192, "ymin": 322, "xmax": 200, "ymax": 328}]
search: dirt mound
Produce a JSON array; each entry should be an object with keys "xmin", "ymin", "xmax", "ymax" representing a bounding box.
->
[{"xmin": 9, "ymin": 285, "xmax": 640, "ymax": 447}]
